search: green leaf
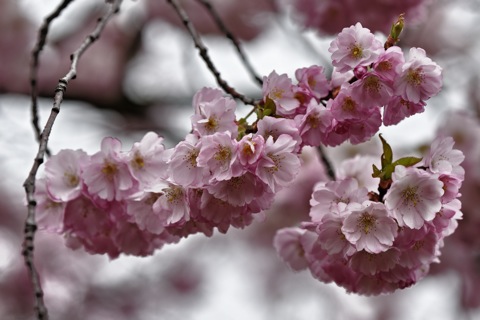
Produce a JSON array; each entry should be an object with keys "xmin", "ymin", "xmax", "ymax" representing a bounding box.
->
[
  {"xmin": 372, "ymin": 164, "xmax": 382, "ymax": 178},
  {"xmin": 393, "ymin": 156, "xmax": 423, "ymax": 168},
  {"xmin": 379, "ymin": 134, "xmax": 393, "ymax": 168}
]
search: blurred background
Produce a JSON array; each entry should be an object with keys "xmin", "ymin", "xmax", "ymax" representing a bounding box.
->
[{"xmin": 1, "ymin": 0, "xmax": 480, "ymax": 319}]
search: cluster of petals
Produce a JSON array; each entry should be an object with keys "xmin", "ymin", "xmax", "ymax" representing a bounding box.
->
[
  {"xmin": 274, "ymin": 137, "xmax": 464, "ymax": 295},
  {"xmin": 36, "ymin": 88, "xmax": 303, "ymax": 258},
  {"xmin": 262, "ymin": 23, "xmax": 442, "ymax": 148}
]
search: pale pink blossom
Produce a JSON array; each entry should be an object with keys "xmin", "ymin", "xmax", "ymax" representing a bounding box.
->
[
  {"xmin": 168, "ymin": 140, "xmax": 209, "ymax": 188},
  {"xmin": 257, "ymin": 116, "xmax": 302, "ymax": 150},
  {"xmin": 424, "ymin": 136, "xmax": 465, "ymax": 177},
  {"xmin": 126, "ymin": 131, "xmax": 169, "ymax": 188},
  {"xmin": 342, "ymin": 202, "xmax": 398, "ymax": 254},
  {"xmin": 373, "ymin": 46, "xmax": 404, "ymax": 84},
  {"xmin": 150, "ymin": 182, "xmax": 190, "ymax": 226},
  {"xmin": 273, "ymin": 227, "xmax": 309, "ymax": 271},
  {"xmin": 350, "ymin": 72, "xmax": 393, "ymax": 107},
  {"xmin": 316, "ymin": 214, "xmax": 356, "ymax": 256},
  {"xmin": 45, "ymin": 149, "xmax": 89, "ymax": 202},
  {"xmin": 35, "ymin": 178, "xmax": 65, "ymax": 232},
  {"xmin": 394, "ymin": 47, "xmax": 443, "ymax": 103},
  {"xmin": 328, "ymin": 22, "xmax": 384, "ymax": 73},
  {"xmin": 383, "ymin": 96, "xmax": 426, "ymax": 126},
  {"xmin": 397, "ymin": 227, "xmax": 439, "ymax": 269},
  {"xmin": 237, "ymin": 134, "xmax": 265, "ymax": 168},
  {"xmin": 336, "ymin": 155, "xmax": 380, "ymax": 192},
  {"xmin": 125, "ymin": 190, "xmax": 165, "ymax": 234},
  {"xmin": 197, "ymin": 132, "xmax": 241, "ymax": 181},
  {"xmin": 349, "ymin": 248, "xmax": 400, "ymax": 276},
  {"xmin": 191, "ymin": 87, "xmax": 238, "ymax": 137},
  {"xmin": 256, "ymin": 134, "xmax": 301, "ymax": 192},
  {"xmin": 385, "ymin": 166, "xmax": 444, "ymax": 229},
  {"xmin": 83, "ymin": 137, "xmax": 136, "ymax": 201},
  {"xmin": 309, "ymin": 178, "xmax": 368, "ymax": 222},
  {"xmin": 262, "ymin": 71, "xmax": 300, "ymax": 116},
  {"xmin": 330, "ymin": 85, "xmax": 371, "ymax": 121},
  {"xmin": 295, "ymin": 65, "xmax": 330, "ymax": 99},
  {"xmin": 297, "ymin": 99, "xmax": 332, "ymax": 147}
]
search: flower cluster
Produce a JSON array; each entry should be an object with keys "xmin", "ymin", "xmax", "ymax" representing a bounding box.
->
[
  {"xmin": 274, "ymin": 136, "xmax": 464, "ymax": 295},
  {"xmin": 35, "ymin": 87, "xmax": 303, "ymax": 258},
  {"xmin": 262, "ymin": 22, "xmax": 442, "ymax": 147}
]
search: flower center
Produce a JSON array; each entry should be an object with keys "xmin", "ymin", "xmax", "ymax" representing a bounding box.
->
[
  {"xmin": 214, "ymin": 145, "xmax": 232, "ymax": 164},
  {"xmin": 342, "ymin": 96, "xmax": 357, "ymax": 112},
  {"xmin": 64, "ymin": 172, "xmax": 79, "ymax": 187},
  {"xmin": 358, "ymin": 213, "xmax": 377, "ymax": 234},
  {"xmin": 377, "ymin": 61, "xmax": 392, "ymax": 72},
  {"xmin": 350, "ymin": 44, "xmax": 363, "ymax": 59},
  {"xmin": 205, "ymin": 116, "xmax": 218, "ymax": 133},
  {"xmin": 102, "ymin": 161, "xmax": 118, "ymax": 180},
  {"xmin": 165, "ymin": 186, "xmax": 183, "ymax": 204},
  {"xmin": 401, "ymin": 186, "xmax": 420, "ymax": 206},
  {"xmin": 406, "ymin": 68, "xmax": 424, "ymax": 86},
  {"xmin": 184, "ymin": 149, "xmax": 199, "ymax": 169},
  {"xmin": 131, "ymin": 152, "xmax": 145, "ymax": 170},
  {"xmin": 270, "ymin": 87, "xmax": 284, "ymax": 100},
  {"xmin": 364, "ymin": 76, "xmax": 381, "ymax": 93}
]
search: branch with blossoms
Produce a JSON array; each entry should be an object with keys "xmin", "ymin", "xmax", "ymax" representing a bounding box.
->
[
  {"xmin": 23, "ymin": 1, "xmax": 122, "ymax": 319},
  {"xmin": 26, "ymin": 4, "xmax": 467, "ymax": 319}
]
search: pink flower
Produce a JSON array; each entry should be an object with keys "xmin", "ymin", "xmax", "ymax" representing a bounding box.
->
[
  {"xmin": 237, "ymin": 134, "xmax": 265, "ymax": 168},
  {"xmin": 394, "ymin": 47, "xmax": 443, "ymax": 103},
  {"xmin": 197, "ymin": 132, "xmax": 241, "ymax": 182},
  {"xmin": 262, "ymin": 71, "xmax": 300, "ymax": 116},
  {"xmin": 336, "ymin": 155, "xmax": 380, "ymax": 192},
  {"xmin": 297, "ymin": 99, "xmax": 332, "ymax": 147},
  {"xmin": 342, "ymin": 202, "xmax": 398, "ymax": 254},
  {"xmin": 331, "ymin": 85, "xmax": 373, "ymax": 121},
  {"xmin": 151, "ymin": 182, "xmax": 190, "ymax": 226},
  {"xmin": 257, "ymin": 116, "xmax": 302, "ymax": 150},
  {"xmin": 385, "ymin": 166, "xmax": 444, "ymax": 229},
  {"xmin": 126, "ymin": 131, "xmax": 169, "ymax": 188},
  {"xmin": 168, "ymin": 140, "xmax": 209, "ymax": 188},
  {"xmin": 316, "ymin": 214, "xmax": 356, "ymax": 256},
  {"xmin": 373, "ymin": 46, "xmax": 404, "ymax": 84},
  {"xmin": 256, "ymin": 134, "xmax": 301, "ymax": 192},
  {"xmin": 328, "ymin": 22, "xmax": 384, "ymax": 73},
  {"xmin": 309, "ymin": 178, "xmax": 368, "ymax": 222},
  {"xmin": 191, "ymin": 87, "xmax": 238, "ymax": 137},
  {"xmin": 273, "ymin": 227, "xmax": 309, "ymax": 271},
  {"xmin": 350, "ymin": 72, "xmax": 393, "ymax": 107},
  {"xmin": 424, "ymin": 136, "xmax": 465, "ymax": 177},
  {"xmin": 125, "ymin": 190, "xmax": 165, "ymax": 234},
  {"xmin": 295, "ymin": 65, "xmax": 330, "ymax": 99},
  {"xmin": 35, "ymin": 178, "xmax": 65, "ymax": 232},
  {"xmin": 45, "ymin": 149, "xmax": 89, "ymax": 202},
  {"xmin": 349, "ymin": 248, "xmax": 400, "ymax": 276},
  {"xmin": 397, "ymin": 227, "xmax": 439, "ymax": 269},
  {"xmin": 383, "ymin": 96, "xmax": 426, "ymax": 126},
  {"xmin": 83, "ymin": 137, "xmax": 136, "ymax": 201},
  {"xmin": 206, "ymin": 172, "xmax": 267, "ymax": 207}
]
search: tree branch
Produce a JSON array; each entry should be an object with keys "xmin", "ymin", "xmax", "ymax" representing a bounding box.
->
[
  {"xmin": 166, "ymin": 0, "xmax": 257, "ymax": 106},
  {"xmin": 317, "ymin": 145, "xmax": 336, "ymax": 181},
  {"xmin": 30, "ymin": 0, "xmax": 75, "ymax": 156},
  {"xmin": 23, "ymin": 1, "xmax": 123, "ymax": 319},
  {"xmin": 195, "ymin": 0, "xmax": 263, "ymax": 86}
]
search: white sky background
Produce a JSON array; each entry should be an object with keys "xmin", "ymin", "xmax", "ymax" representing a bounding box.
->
[{"xmin": 2, "ymin": 0, "xmax": 480, "ymax": 319}]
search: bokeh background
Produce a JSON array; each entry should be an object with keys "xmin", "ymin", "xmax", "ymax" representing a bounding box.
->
[{"xmin": 1, "ymin": 0, "xmax": 480, "ymax": 319}]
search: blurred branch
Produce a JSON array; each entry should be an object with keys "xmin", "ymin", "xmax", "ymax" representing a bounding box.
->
[
  {"xmin": 30, "ymin": 0, "xmax": 75, "ymax": 156},
  {"xmin": 22, "ymin": 1, "xmax": 123, "ymax": 319},
  {"xmin": 195, "ymin": 0, "xmax": 264, "ymax": 86},
  {"xmin": 166, "ymin": 0, "xmax": 257, "ymax": 106},
  {"xmin": 317, "ymin": 146, "xmax": 336, "ymax": 181}
]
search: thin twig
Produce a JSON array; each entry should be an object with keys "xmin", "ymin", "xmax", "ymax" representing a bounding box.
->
[
  {"xmin": 30, "ymin": 0, "xmax": 75, "ymax": 156},
  {"xmin": 317, "ymin": 145, "xmax": 336, "ymax": 181},
  {"xmin": 166, "ymin": 0, "xmax": 257, "ymax": 106},
  {"xmin": 23, "ymin": 1, "xmax": 122, "ymax": 319},
  {"xmin": 195, "ymin": 0, "xmax": 263, "ymax": 86}
]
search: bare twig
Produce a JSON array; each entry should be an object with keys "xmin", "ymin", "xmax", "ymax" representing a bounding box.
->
[
  {"xmin": 317, "ymin": 145, "xmax": 336, "ymax": 181},
  {"xmin": 166, "ymin": 0, "xmax": 257, "ymax": 106},
  {"xmin": 23, "ymin": 1, "xmax": 123, "ymax": 319},
  {"xmin": 195, "ymin": 0, "xmax": 263, "ymax": 86},
  {"xmin": 30, "ymin": 0, "xmax": 75, "ymax": 156}
]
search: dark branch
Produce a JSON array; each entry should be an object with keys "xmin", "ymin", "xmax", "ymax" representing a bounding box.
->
[
  {"xmin": 195, "ymin": 0, "xmax": 263, "ymax": 86},
  {"xmin": 30, "ymin": 0, "xmax": 75, "ymax": 156},
  {"xmin": 317, "ymin": 145, "xmax": 336, "ymax": 181},
  {"xmin": 23, "ymin": 1, "xmax": 123, "ymax": 319},
  {"xmin": 166, "ymin": 0, "xmax": 257, "ymax": 106}
]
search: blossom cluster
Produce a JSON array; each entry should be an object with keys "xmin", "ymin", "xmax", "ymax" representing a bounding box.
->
[
  {"xmin": 274, "ymin": 136, "xmax": 465, "ymax": 295},
  {"xmin": 262, "ymin": 22, "xmax": 442, "ymax": 147},
  {"xmin": 35, "ymin": 87, "xmax": 304, "ymax": 258}
]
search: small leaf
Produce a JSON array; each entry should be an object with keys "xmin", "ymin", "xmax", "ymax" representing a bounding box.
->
[
  {"xmin": 393, "ymin": 156, "xmax": 423, "ymax": 168},
  {"xmin": 383, "ymin": 163, "xmax": 395, "ymax": 180},
  {"xmin": 379, "ymin": 134, "xmax": 393, "ymax": 167},
  {"xmin": 372, "ymin": 164, "xmax": 382, "ymax": 178}
]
